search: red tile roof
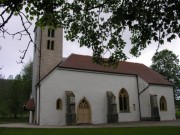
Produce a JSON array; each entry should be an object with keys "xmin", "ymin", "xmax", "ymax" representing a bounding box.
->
[
  {"xmin": 59, "ymin": 54, "xmax": 172, "ymax": 85},
  {"xmin": 24, "ymin": 98, "xmax": 35, "ymax": 111}
]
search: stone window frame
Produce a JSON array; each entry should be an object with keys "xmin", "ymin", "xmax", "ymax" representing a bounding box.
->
[
  {"xmin": 56, "ymin": 98, "xmax": 62, "ymax": 110},
  {"xmin": 119, "ymin": 88, "xmax": 130, "ymax": 112},
  {"xmin": 160, "ymin": 96, "xmax": 167, "ymax": 111}
]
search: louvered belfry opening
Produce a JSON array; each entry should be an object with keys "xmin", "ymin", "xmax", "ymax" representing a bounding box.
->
[
  {"xmin": 65, "ymin": 91, "xmax": 76, "ymax": 125},
  {"xmin": 106, "ymin": 91, "xmax": 118, "ymax": 123}
]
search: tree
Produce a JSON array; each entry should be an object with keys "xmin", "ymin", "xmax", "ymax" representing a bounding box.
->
[
  {"xmin": 0, "ymin": 60, "xmax": 32, "ymax": 118},
  {"xmin": 1, "ymin": 1, "xmax": 180, "ymax": 65},
  {"xmin": 7, "ymin": 60, "xmax": 32, "ymax": 118},
  {"xmin": 0, "ymin": 78, "xmax": 13, "ymax": 116},
  {"xmin": 21, "ymin": 60, "xmax": 32, "ymax": 101},
  {"xmin": 151, "ymin": 49, "xmax": 180, "ymax": 99},
  {"xmin": 7, "ymin": 74, "xmax": 24, "ymax": 118}
]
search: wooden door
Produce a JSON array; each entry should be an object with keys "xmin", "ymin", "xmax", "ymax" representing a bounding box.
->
[{"xmin": 77, "ymin": 98, "xmax": 90, "ymax": 124}]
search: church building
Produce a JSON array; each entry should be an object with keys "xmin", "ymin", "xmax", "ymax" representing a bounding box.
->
[{"xmin": 24, "ymin": 27, "xmax": 176, "ymax": 125}]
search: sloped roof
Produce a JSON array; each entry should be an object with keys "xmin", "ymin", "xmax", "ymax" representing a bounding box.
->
[
  {"xmin": 23, "ymin": 98, "xmax": 35, "ymax": 111},
  {"xmin": 59, "ymin": 54, "xmax": 172, "ymax": 86}
]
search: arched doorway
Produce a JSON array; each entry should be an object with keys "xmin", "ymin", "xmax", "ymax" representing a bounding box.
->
[{"xmin": 77, "ymin": 98, "xmax": 91, "ymax": 124}]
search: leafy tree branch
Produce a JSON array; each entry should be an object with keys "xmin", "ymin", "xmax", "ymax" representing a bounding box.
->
[
  {"xmin": 1, "ymin": 0, "xmax": 180, "ymax": 65},
  {"xmin": 151, "ymin": 49, "xmax": 180, "ymax": 99}
]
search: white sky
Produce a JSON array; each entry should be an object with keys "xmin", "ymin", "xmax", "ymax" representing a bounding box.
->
[{"xmin": 0, "ymin": 16, "xmax": 180, "ymax": 78}]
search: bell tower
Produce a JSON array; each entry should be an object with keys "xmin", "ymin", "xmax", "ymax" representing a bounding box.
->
[
  {"xmin": 32, "ymin": 26, "xmax": 63, "ymax": 102},
  {"xmin": 29, "ymin": 26, "xmax": 63, "ymax": 124}
]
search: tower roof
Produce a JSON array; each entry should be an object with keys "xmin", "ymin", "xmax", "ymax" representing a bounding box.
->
[{"xmin": 59, "ymin": 54, "xmax": 172, "ymax": 86}]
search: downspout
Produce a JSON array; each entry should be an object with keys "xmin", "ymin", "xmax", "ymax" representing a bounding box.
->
[
  {"xmin": 136, "ymin": 75, "xmax": 150, "ymax": 121},
  {"xmin": 139, "ymin": 84, "xmax": 150, "ymax": 95},
  {"xmin": 138, "ymin": 78, "xmax": 150, "ymax": 121},
  {"xmin": 136, "ymin": 75, "xmax": 142, "ymax": 121}
]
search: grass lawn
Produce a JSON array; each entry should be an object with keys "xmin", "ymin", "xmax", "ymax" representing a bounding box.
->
[
  {"xmin": 176, "ymin": 110, "xmax": 180, "ymax": 118},
  {"xmin": 0, "ymin": 127, "xmax": 180, "ymax": 135},
  {"xmin": 0, "ymin": 113, "xmax": 29, "ymax": 124},
  {"xmin": 0, "ymin": 117, "xmax": 28, "ymax": 124}
]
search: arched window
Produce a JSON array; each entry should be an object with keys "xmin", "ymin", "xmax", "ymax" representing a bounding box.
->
[
  {"xmin": 119, "ymin": 88, "xmax": 129, "ymax": 112},
  {"xmin": 48, "ymin": 28, "xmax": 55, "ymax": 37},
  {"xmin": 51, "ymin": 41, "xmax": 54, "ymax": 50},
  {"xmin": 47, "ymin": 40, "xmax": 54, "ymax": 50},
  {"xmin": 160, "ymin": 96, "xmax": 167, "ymax": 111},
  {"xmin": 51, "ymin": 29, "xmax": 55, "ymax": 37},
  {"xmin": 56, "ymin": 98, "xmax": 62, "ymax": 110},
  {"xmin": 48, "ymin": 29, "xmax": 51, "ymax": 37},
  {"xmin": 47, "ymin": 40, "xmax": 50, "ymax": 49}
]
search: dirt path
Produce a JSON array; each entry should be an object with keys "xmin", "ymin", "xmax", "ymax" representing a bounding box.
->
[{"xmin": 0, "ymin": 119, "xmax": 180, "ymax": 128}]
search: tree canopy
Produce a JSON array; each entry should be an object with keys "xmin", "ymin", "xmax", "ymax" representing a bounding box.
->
[
  {"xmin": 151, "ymin": 49, "xmax": 180, "ymax": 99},
  {"xmin": 21, "ymin": 60, "xmax": 32, "ymax": 101},
  {"xmin": 0, "ymin": 60, "xmax": 32, "ymax": 117},
  {"xmin": 1, "ymin": 0, "xmax": 180, "ymax": 65}
]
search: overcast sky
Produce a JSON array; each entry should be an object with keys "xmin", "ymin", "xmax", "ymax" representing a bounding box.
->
[{"xmin": 0, "ymin": 15, "xmax": 180, "ymax": 79}]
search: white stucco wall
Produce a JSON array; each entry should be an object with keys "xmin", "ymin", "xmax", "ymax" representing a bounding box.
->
[
  {"xmin": 36, "ymin": 88, "xmax": 40, "ymax": 124},
  {"xmin": 32, "ymin": 27, "xmax": 41, "ymax": 99},
  {"xmin": 138, "ymin": 77, "xmax": 149, "ymax": 93},
  {"xmin": 139, "ymin": 88, "xmax": 151, "ymax": 118},
  {"xmin": 137, "ymin": 77, "xmax": 151, "ymax": 118},
  {"xmin": 30, "ymin": 27, "xmax": 41, "ymax": 124},
  {"xmin": 38, "ymin": 68, "xmax": 140, "ymax": 125},
  {"xmin": 138, "ymin": 77, "xmax": 176, "ymax": 120},
  {"xmin": 149, "ymin": 85, "xmax": 176, "ymax": 121}
]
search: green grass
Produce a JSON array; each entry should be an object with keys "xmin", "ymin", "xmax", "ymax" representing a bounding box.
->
[
  {"xmin": 176, "ymin": 110, "xmax": 180, "ymax": 118},
  {"xmin": 0, "ymin": 116, "xmax": 28, "ymax": 124},
  {"xmin": 0, "ymin": 118, "xmax": 28, "ymax": 124},
  {"xmin": 0, "ymin": 127, "xmax": 180, "ymax": 135}
]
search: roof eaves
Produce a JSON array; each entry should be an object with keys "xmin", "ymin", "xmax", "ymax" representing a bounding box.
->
[
  {"xmin": 58, "ymin": 65, "xmax": 137, "ymax": 77},
  {"xmin": 149, "ymin": 83, "xmax": 173, "ymax": 87},
  {"xmin": 35, "ymin": 61, "xmax": 63, "ymax": 87}
]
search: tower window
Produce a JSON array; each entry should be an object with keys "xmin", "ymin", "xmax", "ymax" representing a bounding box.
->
[
  {"xmin": 51, "ymin": 29, "xmax": 54, "ymax": 37},
  {"xmin": 51, "ymin": 41, "xmax": 54, "ymax": 50},
  {"xmin": 47, "ymin": 40, "xmax": 54, "ymax": 50},
  {"xmin": 47, "ymin": 40, "xmax": 50, "ymax": 49},
  {"xmin": 48, "ymin": 28, "xmax": 55, "ymax": 37}
]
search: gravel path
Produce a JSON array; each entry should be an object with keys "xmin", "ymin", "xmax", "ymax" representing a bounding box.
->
[{"xmin": 0, "ymin": 119, "xmax": 180, "ymax": 128}]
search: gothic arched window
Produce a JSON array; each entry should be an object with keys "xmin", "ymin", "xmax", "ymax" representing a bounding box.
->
[
  {"xmin": 56, "ymin": 98, "xmax": 62, "ymax": 110},
  {"xmin": 119, "ymin": 88, "xmax": 129, "ymax": 112},
  {"xmin": 160, "ymin": 96, "xmax": 167, "ymax": 111}
]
